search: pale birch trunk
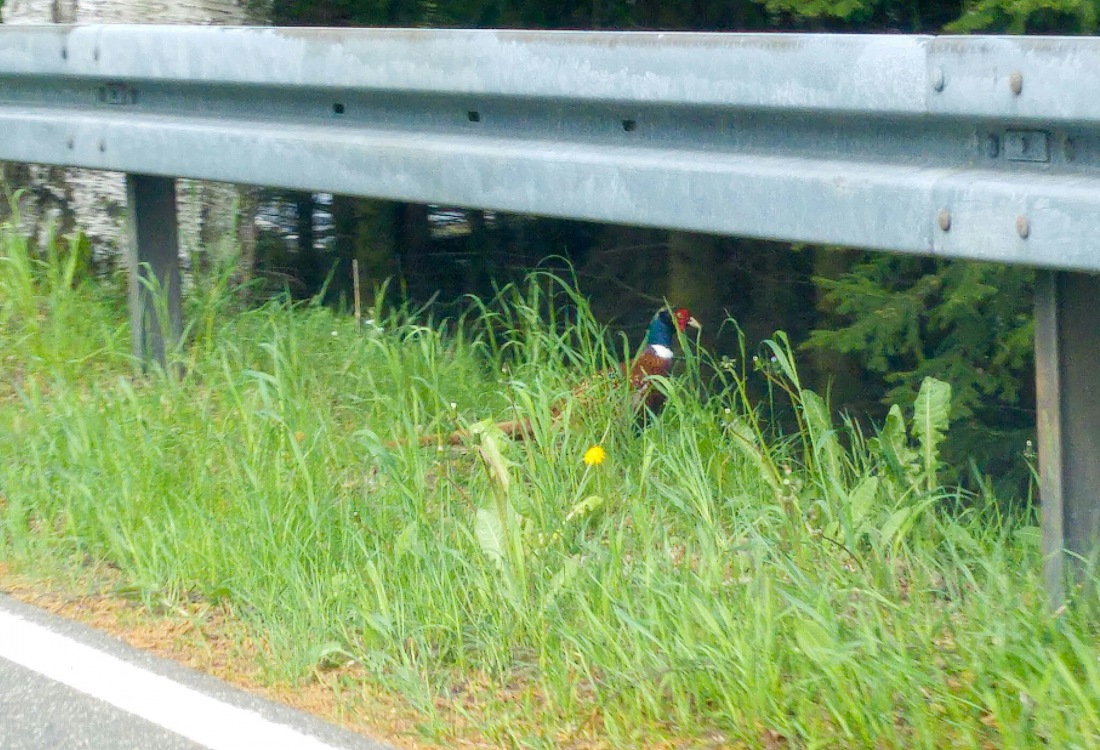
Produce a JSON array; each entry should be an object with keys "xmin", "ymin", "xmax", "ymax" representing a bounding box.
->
[{"xmin": 1, "ymin": 0, "xmax": 265, "ymax": 281}]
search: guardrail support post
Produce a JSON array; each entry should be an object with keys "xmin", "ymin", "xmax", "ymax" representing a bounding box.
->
[
  {"xmin": 1036, "ymin": 270, "xmax": 1100, "ymax": 608},
  {"xmin": 125, "ymin": 174, "xmax": 181, "ymax": 367}
]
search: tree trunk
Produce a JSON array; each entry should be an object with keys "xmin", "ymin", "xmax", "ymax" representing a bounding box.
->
[
  {"xmin": 234, "ymin": 185, "xmax": 260, "ymax": 291},
  {"xmin": 1, "ymin": 0, "xmax": 264, "ymax": 279},
  {"xmin": 466, "ymin": 210, "xmax": 496, "ymax": 293},
  {"xmin": 665, "ymin": 230, "xmax": 721, "ymax": 334},
  {"xmin": 331, "ymin": 196, "xmax": 399, "ymax": 307},
  {"xmin": 396, "ymin": 202, "xmax": 429, "ymax": 262},
  {"xmin": 808, "ymin": 246, "xmax": 867, "ymax": 408},
  {"xmin": 292, "ymin": 192, "xmax": 322, "ymax": 294}
]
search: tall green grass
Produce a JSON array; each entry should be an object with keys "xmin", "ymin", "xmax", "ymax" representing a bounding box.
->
[{"xmin": 2, "ymin": 220, "xmax": 1098, "ymax": 748}]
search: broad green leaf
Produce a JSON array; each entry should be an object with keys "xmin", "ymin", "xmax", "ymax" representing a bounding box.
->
[
  {"xmin": 306, "ymin": 640, "xmax": 351, "ymax": 670},
  {"xmin": 475, "ymin": 508, "xmax": 506, "ymax": 571},
  {"xmin": 944, "ymin": 523, "xmax": 979, "ymax": 553},
  {"xmin": 880, "ymin": 506, "xmax": 917, "ymax": 549},
  {"xmin": 566, "ymin": 494, "xmax": 605, "ymax": 523},
  {"xmin": 802, "ymin": 389, "xmax": 843, "ymax": 483},
  {"xmin": 471, "ymin": 419, "xmax": 511, "ymax": 494},
  {"xmin": 1014, "ymin": 526, "xmax": 1042, "ymax": 547},
  {"xmin": 912, "ymin": 377, "xmax": 952, "ymax": 490},
  {"xmin": 847, "ymin": 475, "xmax": 879, "ymax": 531},
  {"xmin": 878, "ymin": 404, "xmax": 918, "ymax": 482}
]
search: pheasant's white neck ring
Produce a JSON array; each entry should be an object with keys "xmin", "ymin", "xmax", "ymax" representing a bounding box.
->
[{"xmin": 650, "ymin": 344, "xmax": 674, "ymax": 359}]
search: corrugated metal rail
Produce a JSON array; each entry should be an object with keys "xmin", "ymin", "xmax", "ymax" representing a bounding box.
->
[
  {"xmin": 0, "ymin": 25, "xmax": 1097, "ymax": 603},
  {"xmin": 3, "ymin": 26, "xmax": 1100, "ymax": 268}
]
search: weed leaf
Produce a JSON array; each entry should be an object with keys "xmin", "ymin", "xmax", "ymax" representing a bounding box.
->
[
  {"xmin": 801, "ymin": 389, "xmax": 843, "ymax": 485},
  {"xmin": 847, "ymin": 474, "xmax": 879, "ymax": 531},
  {"xmin": 912, "ymin": 378, "xmax": 951, "ymax": 490},
  {"xmin": 471, "ymin": 420, "xmax": 511, "ymax": 494},
  {"xmin": 475, "ymin": 507, "xmax": 507, "ymax": 571},
  {"xmin": 877, "ymin": 404, "xmax": 918, "ymax": 483},
  {"xmin": 566, "ymin": 494, "xmax": 604, "ymax": 523}
]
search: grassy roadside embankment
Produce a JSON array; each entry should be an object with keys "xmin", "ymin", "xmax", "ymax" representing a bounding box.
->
[{"xmin": 2, "ymin": 221, "xmax": 1098, "ymax": 749}]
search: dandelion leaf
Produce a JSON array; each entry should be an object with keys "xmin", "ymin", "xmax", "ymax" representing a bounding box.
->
[
  {"xmin": 846, "ymin": 474, "xmax": 879, "ymax": 531},
  {"xmin": 912, "ymin": 377, "xmax": 951, "ymax": 488},
  {"xmin": 877, "ymin": 404, "xmax": 918, "ymax": 483},
  {"xmin": 879, "ymin": 505, "xmax": 918, "ymax": 549},
  {"xmin": 470, "ymin": 419, "xmax": 511, "ymax": 494},
  {"xmin": 475, "ymin": 508, "xmax": 507, "ymax": 570},
  {"xmin": 801, "ymin": 389, "xmax": 843, "ymax": 482},
  {"xmin": 566, "ymin": 494, "xmax": 605, "ymax": 523}
]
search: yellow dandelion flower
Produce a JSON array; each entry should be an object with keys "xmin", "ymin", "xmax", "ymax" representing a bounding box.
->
[{"xmin": 583, "ymin": 445, "xmax": 607, "ymax": 466}]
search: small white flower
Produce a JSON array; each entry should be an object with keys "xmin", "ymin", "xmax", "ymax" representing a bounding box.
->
[
  {"xmin": 449, "ymin": 402, "xmax": 458, "ymax": 412},
  {"xmin": 331, "ymin": 330, "xmax": 338, "ymax": 337}
]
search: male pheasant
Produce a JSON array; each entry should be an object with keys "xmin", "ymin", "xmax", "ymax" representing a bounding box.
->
[
  {"xmin": 420, "ymin": 307, "xmax": 701, "ymax": 446},
  {"xmin": 624, "ymin": 306, "xmax": 702, "ymax": 417}
]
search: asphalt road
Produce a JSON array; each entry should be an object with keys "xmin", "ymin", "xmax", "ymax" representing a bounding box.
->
[{"xmin": 0, "ymin": 595, "xmax": 393, "ymax": 750}]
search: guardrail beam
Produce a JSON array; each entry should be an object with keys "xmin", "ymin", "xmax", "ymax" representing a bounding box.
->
[{"xmin": 4, "ymin": 27, "xmax": 1100, "ymax": 272}]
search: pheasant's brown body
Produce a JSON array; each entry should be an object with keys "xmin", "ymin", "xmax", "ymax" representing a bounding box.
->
[
  {"xmin": 628, "ymin": 346, "xmax": 677, "ymax": 416},
  {"xmin": 417, "ymin": 307, "xmax": 699, "ymax": 447}
]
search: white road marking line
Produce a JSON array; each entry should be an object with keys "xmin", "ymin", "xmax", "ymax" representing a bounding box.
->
[{"xmin": 0, "ymin": 609, "xmax": 348, "ymax": 750}]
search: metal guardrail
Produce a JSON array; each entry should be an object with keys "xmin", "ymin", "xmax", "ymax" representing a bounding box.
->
[
  {"xmin": 3, "ymin": 26, "xmax": 1100, "ymax": 270},
  {"xmin": 1, "ymin": 25, "xmax": 1098, "ymax": 604}
]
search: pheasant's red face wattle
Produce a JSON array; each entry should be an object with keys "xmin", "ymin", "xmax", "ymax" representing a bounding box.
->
[{"xmin": 674, "ymin": 308, "xmax": 702, "ymax": 332}]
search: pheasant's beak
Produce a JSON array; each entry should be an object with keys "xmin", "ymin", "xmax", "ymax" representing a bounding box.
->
[{"xmin": 685, "ymin": 316, "xmax": 702, "ymax": 331}]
